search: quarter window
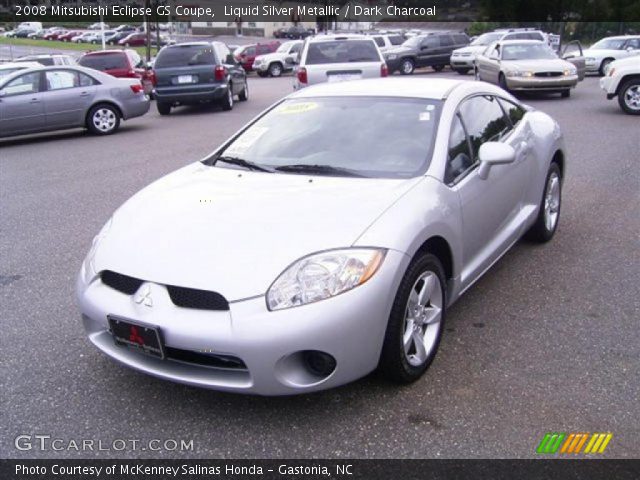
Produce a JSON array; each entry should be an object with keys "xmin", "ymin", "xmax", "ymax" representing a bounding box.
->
[{"xmin": 458, "ymin": 96, "xmax": 512, "ymax": 160}]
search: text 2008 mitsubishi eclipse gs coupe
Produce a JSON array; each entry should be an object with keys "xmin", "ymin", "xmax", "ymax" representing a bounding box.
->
[{"xmin": 77, "ymin": 78, "xmax": 565, "ymax": 395}]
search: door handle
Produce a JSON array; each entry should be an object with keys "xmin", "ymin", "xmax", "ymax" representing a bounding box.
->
[
  {"xmin": 30, "ymin": 98, "xmax": 41, "ymax": 104},
  {"xmin": 79, "ymin": 91, "xmax": 90, "ymax": 97}
]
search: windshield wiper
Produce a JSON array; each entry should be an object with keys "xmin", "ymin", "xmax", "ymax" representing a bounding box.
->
[
  {"xmin": 214, "ymin": 156, "xmax": 274, "ymax": 173},
  {"xmin": 274, "ymin": 164, "xmax": 365, "ymax": 177}
]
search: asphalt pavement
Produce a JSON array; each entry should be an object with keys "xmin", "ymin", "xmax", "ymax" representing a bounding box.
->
[{"xmin": 1, "ymin": 70, "xmax": 639, "ymax": 459}]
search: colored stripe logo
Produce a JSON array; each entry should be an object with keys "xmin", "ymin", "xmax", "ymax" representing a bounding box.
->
[{"xmin": 536, "ymin": 433, "xmax": 612, "ymax": 454}]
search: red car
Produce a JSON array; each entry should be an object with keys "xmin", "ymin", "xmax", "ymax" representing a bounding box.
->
[
  {"xmin": 43, "ymin": 29, "xmax": 67, "ymax": 40},
  {"xmin": 78, "ymin": 49, "xmax": 154, "ymax": 95},
  {"xmin": 234, "ymin": 42, "xmax": 280, "ymax": 71},
  {"xmin": 58, "ymin": 30, "xmax": 83, "ymax": 42},
  {"xmin": 118, "ymin": 32, "xmax": 147, "ymax": 47}
]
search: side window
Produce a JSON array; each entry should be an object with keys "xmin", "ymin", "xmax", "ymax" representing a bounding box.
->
[
  {"xmin": 290, "ymin": 43, "xmax": 301, "ymax": 54},
  {"xmin": 439, "ymin": 35, "xmax": 454, "ymax": 47},
  {"xmin": 626, "ymin": 38, "xmax": 640, "ymax": 49},
  {"xmin": 2, "ymin": 72, "xmax": 41, "ymax": 96},
  {"xmin": 497, "ymin": 98, "xmax": 525, "ymax": 127},
  {"xmin": 373, "ymin": 37, "xmax": 385, "ymax": 47},
  {"xmin": 245, "ymin": 46, "xmax": 256, "ymax": 56},
  {"xmin": 529, "ymin": 33, "xmax": 545, "ymax": 41},
  {"xmin": 458, "ymin": 96, "xmax": 512, "ymax": 160},
  {"xmin": 129, "ymin": 51, "xmax": 143, "ymax": 68},
  {"xmin": 45, "ymin": 70, "xmax": 78, "ymax": 90},
  {"xmin": 421, "ymin": 37, "xmax": 439, "ymax": 49},
  {"xmin": 446, "ymin": 114, "xmax": 474, "ymax": 184},
  {"xmin": 453, "ymin": 34, "xmax": 468, "ymax": 45}
]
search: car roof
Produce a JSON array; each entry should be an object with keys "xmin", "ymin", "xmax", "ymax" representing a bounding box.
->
[
  {"xmin": 498, "ymin": 39, "xmax": 547, "ymax": 45},
  {"xmin": 602, "ymin": 35, "xmax": 640, "ymax": 40},
  {"xmin": 308, "ymin": 34, "xmax": 368, "ymax": 42},
  {"xmin": 19, "ymin": 54, "xmax": 72, "ymax": 59},
  {"xmin": 82, "ymin": 49, "xmax": 128, "ymax": 55},
  {"xmin": 0, "ymin": 61, "xmax": 42, "ymax": 70},
  {"xmin": 291, "ymin": 78, "xmax": 468, "ymax": 100}
]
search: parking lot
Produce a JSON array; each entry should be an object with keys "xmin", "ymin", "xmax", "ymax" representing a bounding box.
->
[{"xmin": 1, "ymin": 69, "xmax": 639, "ymax": 458}]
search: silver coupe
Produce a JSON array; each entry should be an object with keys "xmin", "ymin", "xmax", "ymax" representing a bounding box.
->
[{"xmin": 77, "ymin": 78, "xmax": 565, "ymax": 395}]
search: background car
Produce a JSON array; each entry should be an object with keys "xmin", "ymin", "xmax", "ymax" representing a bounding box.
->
[
  {"xmin": 118, "ymin": 32, "xmax": 147, "ymax": 47},
  {"xmin": 368, "ymin": 33, "xmax": 406, "ymax": 53},
  {"xmin": 88, "ymin": 22, "xmax": 109, "ymax": 30},
  {"xmin": 384, "ymin": 31, "xmax": 469, "ymax": 74},
  {"xmin": 43, "ymin": 29, "xmax": 67, "ymax": 40},
  {"xmin": 600, "ymin": 56, "xmax": 640, "ymax": 114},
  {"xmin": 76, "ymin": 77, "xmax": 565, "ymax": 395},
  {"xmin": 234, "ymin": 42, "xmax": 281, "ymax": 72},
  {"xmin": 476, "ymin": 40, "xmax": 579, "ymax": 97},
  {"xmin": 274, "ymin": 25, "xmax": 313, "ymax": 39},
  {"xmin": 72, "ymin": 32, "xmax": 95, "ymax": 43},
  {"xmin": 583, "ymin": 35, "xmax": 640, "ymax": 75},
  {"xmin": 58, "ymin": 30, "xmax": 83, "ymax": 42},
  {"xmin": 88, "ymin": 30, "xmax": 116, "ymax": 44},
  {"xmin": 15, "ymin": 54, "xmax": 76, "ymax": 66},
  {"xmin": 152, "ymin": 41, "xmax": 248, "ymax": 115},
  {"xmin": 0, "ymin": 65, "xmax": 149, "ymax": 138},
  {"xmin": 294, "ymin": 34, "xmax": 387, "ymax": 89},
  {"xmin": 252, "ymin": 40, "xmax": 302, "ymax": 77},
  {"xmin": 78, "ymin": 49, "xmax": 153, "ymax": 95}
]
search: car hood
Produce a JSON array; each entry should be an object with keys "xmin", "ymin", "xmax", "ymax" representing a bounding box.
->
[
  {"xmin": 452, "ymin": 45, "xmax": 486, "ymax": 55},
  {"xmin": 609, "ymin": 56, "xmax": 640, "ymax": 68},
  {"xmin": 94, "ymin": 163, "xmax": 421, "ymax": 301},
  {"xmin": 502, "ymin": 58, "xmax": 573, "ymax": 71},
  {"xmin": 254, "ymin": 52, "xmax": 287, "ymax": 63},
  {"xmin": 583, "ymin": 49, "xmax": 621, "ymax": 58}
]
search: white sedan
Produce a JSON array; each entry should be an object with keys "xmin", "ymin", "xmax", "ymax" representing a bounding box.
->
[{"xmin": 77, "ymin": 78, "xmax": 565, "ymax": 395}]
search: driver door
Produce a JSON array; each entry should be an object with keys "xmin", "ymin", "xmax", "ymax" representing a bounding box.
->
[
  {"xmin": 446, "ymin": 95, "xmax": 531, "ymax": 290},
  {"xmin": 478, "ymin": 44, "xmax": 501, "ymax": 84},
  {"xmin": 562, "ymin": 41, "xmax": 586, "ymax": 81}
]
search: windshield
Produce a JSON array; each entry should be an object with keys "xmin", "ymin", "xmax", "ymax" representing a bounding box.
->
[
  {"xmin": 79, "ymin": 53, "xmax": 127, "ymax": 70},
  {"xmin": 590, "ymin": 38, "xmax": 625, "ymax": 50},
  {"xmin": 502, "ymin": 44, "xmax": 557, "ymax": 60},
  {"xmin": 471, "ymin": 32, "xmax": 502, "ymax": 46},
  {"xmin": 276, "ymin": 42, "xmax": 292, "ymax": 53},
  {"xmin": 206, "ymin": 97, "xmax": 442, "ymax": 179},
  {"xmin": 306, "ymin": 40, "xmax": 381, "ymax": 64}
]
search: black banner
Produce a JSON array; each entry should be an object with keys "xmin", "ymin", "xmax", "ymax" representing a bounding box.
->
[
  {"xmin": 1, "ymin": 459, "xmax": 640, "ymax": 480},
  {"xmin": 1, "ymin": 0, "xmax": 640, "ymax": 22}
]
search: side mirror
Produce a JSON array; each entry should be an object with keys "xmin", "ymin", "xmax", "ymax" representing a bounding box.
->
[
  {"xmin": 626, "ymin": 46, "xmax": 634, "ymax": 52},
  {"xmin": 477, "ymin": 142, "xmax": 515, "ymax": 179}
]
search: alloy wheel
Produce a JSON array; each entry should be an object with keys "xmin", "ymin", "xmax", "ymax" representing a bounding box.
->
[
  {"xmin": 402, "ymin": 271, "xmax": 443, "ymax": 367},
  {"xmin": 92, "ymin": 108, "xmax": 117, "ymax": 133},
  {"xmin": 623, "ymin": 84, "xmax": 640, "ymax": 112},
  {"xmin": 544, "ymin": 171, "xmax": 561, "ymax": 232}
]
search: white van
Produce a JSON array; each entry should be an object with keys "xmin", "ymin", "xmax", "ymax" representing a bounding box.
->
[{"xmin": 18, "ymin": 22, "xmax": 43, "ymax": 32}]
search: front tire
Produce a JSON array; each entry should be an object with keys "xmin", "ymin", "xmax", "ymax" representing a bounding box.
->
[
  {"xmin": 86, "ymin": 104, "xmax": 120, "ymax": 135},
  {"xmin": 498, "ymin": 73, "xmax": 509, "ymax": 92},
  {"xmin": 379, "ymin": 253, "xmax": 446, "ymax": 383},
  {"xmin": 618, "ymin": 79, "xmax": 640, "ymax": 115},
  {"xmin": 525, "ymin": 162, "xmax": 562, "ymax": 242},
  {"xmin": 400, "ymin": 58, "xmax": 415, "ymax": 75},
  {"xmin": 561, "ymin": 89, "xmax": 571, "ymax": 98},
  {"xmin": 599, "ymin": 58, "xmax": 613, "ymax": 76}
]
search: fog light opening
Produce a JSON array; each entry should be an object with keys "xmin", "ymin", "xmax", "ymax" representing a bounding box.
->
[{"xmin": 302, "ymin": 350, "xmax": 336, "ymax": 378}]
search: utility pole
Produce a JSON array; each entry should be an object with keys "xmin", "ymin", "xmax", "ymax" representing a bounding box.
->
[{"xmin": 145, "ymin": 0, "xmax": 152, "ymax": 61}]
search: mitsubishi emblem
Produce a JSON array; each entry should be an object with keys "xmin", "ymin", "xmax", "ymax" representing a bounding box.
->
[{"xmin": 134, "ymin": 285, "xmax": 153, "ymax": 307}]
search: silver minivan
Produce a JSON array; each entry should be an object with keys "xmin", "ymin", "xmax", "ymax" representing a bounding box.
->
[{"xmin": 294, "ymin": 34, "xmax": 387, "ymax": 89}]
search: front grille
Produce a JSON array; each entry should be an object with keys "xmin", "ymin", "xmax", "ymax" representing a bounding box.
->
[
  {"xmin": 101, "ymin": 270, "xmax": 143, "ymax": 295},
  {"xmin": 167, "ymin": 285, "xmax": 229, "ymax": 310},
  {"xmin": 165, "ymin": 347, "xmax": 247, "ymax": 370},
  {"xmin": 534, "ymin": 71, "xmax": 563, "ymax": 78},
  {"xmin": 100, "ymin": 270, "xmax": 229, "ymax": 310}
]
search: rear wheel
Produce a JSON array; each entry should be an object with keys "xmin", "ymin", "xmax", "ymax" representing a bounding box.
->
[
  {"xmin": 498, "ymin": 73, "xmax": 509, "ymax": 92},
  {"xmin": 618, "ymin": 79, "xmax": 640, "ymax": 115},
  {"xmin": 87, "ymin": 104, "xmax": 120, "ymax": 135},
  {"xmin": 379, "ymin": 253, "xmax": 446, "ymax": 383},
  {"xmin": 400, "ymin": 58, "xmax": 415, "ymax": 75},
  {"xmin": 268, "ymin": 62, "xmax": 283, "ymax": 77},
  {"xmin": 525, "ymin": 162, "xmax": 562, "ymax": 242},
  {"xmin": 599, "ymin": 58, "xmax": 613, "ymax": 76},
  {"xmin": 238, "ymin": 79, "xmax": 249, "ymax": 101},
  {"xmin": 432, "ymin": 64, "xmax": 445, "ymax": 72},
  {"xmin": 156, "ymin": 102, "xmax": 171, "ymax": 115},
  {"xmin": 221, "ymin": 84, "xmax": 234, "ymax": 111}
]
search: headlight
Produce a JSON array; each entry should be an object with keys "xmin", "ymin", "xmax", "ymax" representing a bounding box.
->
[
  {"xmin": 81, "ymin": 217, "xmax": 113, "ymax": 283},
  {"xmin": 506, "ymin": 70, "xmax": 533, "ymax": 78},
  {"xmin": 386, "ymin": 54, "xmax": 397, "ymax": 60},
  {"xmin": 266, "ymin": 248, "xmax": 386, "ymax": 311},
  {"xmin": 564, "ymin": 67, "xmax": 577, "ymax": 76}
]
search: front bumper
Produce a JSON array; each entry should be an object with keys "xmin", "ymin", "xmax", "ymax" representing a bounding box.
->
[
  {"xmin": 77, "ymin": 250, "xmax": 408, "ymax": 395},
  {"xmin": 384, "ymin": 57, "xmax": 403, "ymax": 73},
  {"xmin": 599, "ymin": 75, "xmax": 617, "ymax": 98},
  {"xmin": 252, "ymin": 62, "xmax": 268, "ymax": 72},
  {"xmin": 450, "ymin": 56, "xmax": 474, "ymax": 69},
  {"xmin": 506, "ymin": 75, "xmax": 579, "ymax": 91}
]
